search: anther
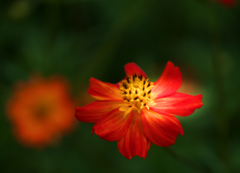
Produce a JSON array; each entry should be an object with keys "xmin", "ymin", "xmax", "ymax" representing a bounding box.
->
[
  {"xmin": 147, "ymin": 82, "xmax": 151, "ymax": 88},
  {"xmin": 140, "ymin": 99, "xmax": 143, "ymax": 102},
  {"xmin": 129, "ymin": 90, "xmax": 132, "ymax": 94},
  {"xmin": 123, "ymin": 83, "xmax": 128, "ymax": 89},
  {"xmin": 134, "ymin": 96, "xmax": 139, "ymax": 100},
  {"xmin": 138, "ymin": 74, "xmax": 142, "ymax": 81},
  {"xmin": 133, "ymin": 74, "xmax": 136, "ymax": 81},
  {"xmin": 143, "ymin": 86, "xmax": 145, "ymax": 91},
  {"xmin": 143, "ymin": 80, "xmax": 146, "ymax": 85},
  {"xmin": 127, "ymin": 77, "xmax": 130, "ymax": 84},
  {"xmin": 124, "ymin": 91, "xmax": 127, "ymax": 94},
  {"xmin": 135, "ymin": 90, "xmax": 138, "ymax": 94},
  {"xmin": 143, "ymin": 103, "xmax": 147, "ymax": 106},
  {"xmin": 143, "ymin": 93, "xmax": 146, "ymax": 97},
  {"xmin": 129, "ymin": 105, "xmax": 132, "ymax": 107},
  {"xmin": 123, "ymin": 97, "xmax": 127, "ymax": 100},
  {"xmin": 147, "ymin": 90, "xmax": 151, "ymax": 94}
]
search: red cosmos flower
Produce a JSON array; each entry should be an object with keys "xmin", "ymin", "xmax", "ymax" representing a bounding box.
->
[
  {"xmin": 75, "ymin": 62, "xmax": 203, "ymax": 159},
  {"xmin": 217, "ymin": 0, "xmax": 236, "ymax": 7},
  {"xmin": 7, "ymin": 76, "xmax": 76, "ymax": 148}
]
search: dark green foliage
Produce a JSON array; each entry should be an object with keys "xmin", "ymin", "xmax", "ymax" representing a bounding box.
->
[{"xmin": 0, "ymin": 0, "xmax": 239, "ymax": 172}]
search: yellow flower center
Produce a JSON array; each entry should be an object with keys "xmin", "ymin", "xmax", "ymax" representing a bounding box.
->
[
  {"xmin": 119, "ymin": 73, "xmax": 154, "ymax": 111},
  {"xmin": 34, "ymin": 101, "xmax": 52, "ymax": 120}
]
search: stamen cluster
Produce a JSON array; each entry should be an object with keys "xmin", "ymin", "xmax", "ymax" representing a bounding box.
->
[{"xmin": 119, "ymin": 73, "xmax": 154, "ymax": 110}]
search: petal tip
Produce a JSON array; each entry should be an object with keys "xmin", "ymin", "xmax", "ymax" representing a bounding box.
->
[
  {"xmin": 180, "ymin": 130, "xmax": 184, "ymax": 136},
  {"xmin": 167, "ymin": 61, "xmax": 174, "ymax": 66},
  {"xmin": 124, "ymin": 62, "xmax": 147, "ymax": 78},
  {"xmin": 152, "ymin": 61, "xmax": 182, "ymax": 98}
]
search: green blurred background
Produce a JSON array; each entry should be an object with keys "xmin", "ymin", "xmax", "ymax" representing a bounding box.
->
[{"xmin": 1, "ymin": 0, "xmax": 240, "ymax": 172}]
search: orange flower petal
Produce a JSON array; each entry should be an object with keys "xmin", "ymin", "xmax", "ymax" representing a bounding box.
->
[
  {"xmin": 142, "ymin": 109, "xmax": 183, "ymax": 147},
  {"xmin": 88, "ymin": 77, "xmax": 122, "ymax": 101},
  {"xmin": 93, "ymin": 109, "xmax": 133, "ymax": 141},
  {"xmin": 15, "ymin": 122, "xmax": 54, "ymax": 147},
  {"xmin": 151, "ymin": 92, "xmax": 203, "ymax": 117},
  {"xmin": 117, "ymin": 111, "xmax": 151, "ymax": 159},
  {"xmin": 75, "ymin": 100, "xmax": 127, "ymax": 123},
  {"xmin": 152, "ymin": 61, "xmax": 182, "ymax": 98},
  {"xmin": 124, "ymin": 62, "xmax": 147, "ymax": 78}
]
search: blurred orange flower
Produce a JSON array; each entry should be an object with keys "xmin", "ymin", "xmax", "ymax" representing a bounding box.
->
[{"xmin": 7, "ymin": 76, "xmax": 76, "ymax": 148}]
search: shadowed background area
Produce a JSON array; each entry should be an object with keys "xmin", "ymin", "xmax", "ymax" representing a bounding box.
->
[{"xmin": 0, "ymin": 0, "xmax": 240, "ymax": 172}]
